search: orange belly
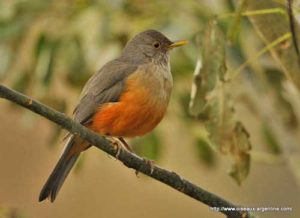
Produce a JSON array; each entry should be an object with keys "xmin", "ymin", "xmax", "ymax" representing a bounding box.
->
[{"xmin": 89, "ymin": 75, "xmax": 168, "ymax": 137}]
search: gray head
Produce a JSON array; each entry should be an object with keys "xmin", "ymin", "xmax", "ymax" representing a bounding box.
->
[{"xmin": 121, "ymin": 29, "xmax": 187, "ymax": 64}]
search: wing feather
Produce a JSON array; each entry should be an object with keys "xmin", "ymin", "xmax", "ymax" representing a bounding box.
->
[{"xmin": 73, "ymin": 59, "xmax": 137, "ymax": 124}]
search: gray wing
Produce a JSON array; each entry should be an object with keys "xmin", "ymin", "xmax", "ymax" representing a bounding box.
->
[{"xmin": 73, "ymin": 59, "xmax": 137, "ymax": 124}]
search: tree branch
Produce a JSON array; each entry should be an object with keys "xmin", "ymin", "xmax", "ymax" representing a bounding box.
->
[{"xmin": 0, "ymin": 84, "xmax": 251, "ymax": 218}]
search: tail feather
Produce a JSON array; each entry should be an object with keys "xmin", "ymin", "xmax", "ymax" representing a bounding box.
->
[{"xmin": 39, "ymin": 137, "xmax": 79, "ymax": 202}]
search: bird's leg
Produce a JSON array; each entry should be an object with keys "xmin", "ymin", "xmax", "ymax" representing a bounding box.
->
[{"xmin": 118, "ymin": 137, "xmax": 134, "ymax": 153}]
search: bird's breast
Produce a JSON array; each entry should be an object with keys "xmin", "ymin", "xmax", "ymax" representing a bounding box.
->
[{"xmin": 90, "ymin": 65, "xmax": 173, "ymax": 137}]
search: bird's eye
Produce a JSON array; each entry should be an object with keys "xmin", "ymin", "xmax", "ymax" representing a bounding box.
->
[{"xmin": 153, "ymin": 41, "xmax": 161, "ymax": 49}]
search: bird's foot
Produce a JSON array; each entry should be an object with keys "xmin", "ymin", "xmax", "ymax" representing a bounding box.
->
[
  {"xmin": 107, "ymin": 137, "xmax": 122, "ymax": 159},
  {"xmin": 107, "ymin": 137, "xmax": 135, "ymax": 159},
  {"xmin": 135, "ymin": 158, "xmax": 155, "ymax": 176},
  {"xmin": 144, "ymin": 158, "xmax": 155, "ymax": 175}
]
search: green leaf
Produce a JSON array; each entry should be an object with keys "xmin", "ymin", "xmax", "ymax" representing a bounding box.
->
[
  {"xmin": 195, "ymin": 137, "xmax": 215, "ymax": 166},
  {"xmin": 228, "ymin": 122, "xmax": 251, "ymax": 185},
  {"xmin": 205, "ymin": 82, "xmax": 235, "ymax": 151},
  {"xmin": 188, "ymin": 20, "xmax": 252, "ymax": 183},
  {"xmin": 229, "ymin": 152, "xmax": 251, "ymax": 185},
  {"xmin": 179, "ymin": 91, "xmax": 194, "ymax": 120},
  {"xmin": 261, "ymin": 124, "xmax": 281, "ymax": 154},
  {"xmin": 189, "ymin": 20, "xmax": 226, "ymax": 117}
]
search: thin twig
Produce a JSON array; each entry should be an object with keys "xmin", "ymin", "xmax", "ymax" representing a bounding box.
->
[
  {"xmin": 218, "ymin": 8, "xmax": 286, "ymax": 20},
  {"xmin": 227, "ymin": 32, "xmax": 291, "ymax": 81},
  {"xmin": 287, "ymin": 0, "xmax": 300, "ymax": 67},
  {"xmin": 0, "ymin": 84, "xmax": 251, "ymax": 218}
]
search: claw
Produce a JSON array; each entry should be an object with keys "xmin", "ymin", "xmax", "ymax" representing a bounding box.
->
[
  {"xmin": 134, "ymin": 159, "xmax": 155, "ymax": 176},
  {"xmin": 144, "ymin": 158, "xmax": 155, "ymax": 175},
  {"xmin": 107, "ymin": 137, "xmax": 122, "ymax": 159},
  {"xmin": 113, "ymin": 141, "xmax": 122, "ymax": 159}
]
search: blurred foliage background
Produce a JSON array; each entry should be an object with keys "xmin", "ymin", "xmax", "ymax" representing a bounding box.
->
[{"xmin": 1, "ymin": 0, "xmax": 300, "ymax": 217}]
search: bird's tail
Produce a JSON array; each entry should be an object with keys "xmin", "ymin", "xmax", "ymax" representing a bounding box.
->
[{"xmin": 39, "ymin": 136, "xmax": 81, "ymax": 202}]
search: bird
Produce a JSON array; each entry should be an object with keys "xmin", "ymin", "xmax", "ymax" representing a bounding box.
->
[{"xmin": 39, "ymin": 29, "xmax": 188, "ymax": 202}]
